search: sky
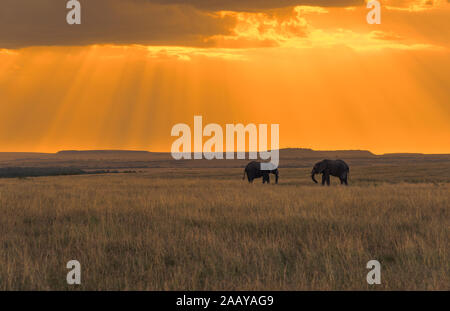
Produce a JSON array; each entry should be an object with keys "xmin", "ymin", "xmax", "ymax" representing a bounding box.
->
[{"xmin": 0, "ymin": 0, "xmax": 449, "ymax": 154}]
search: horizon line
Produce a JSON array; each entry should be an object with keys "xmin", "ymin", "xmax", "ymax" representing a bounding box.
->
[{"xmin": 0, "ymin": 148, "xmax": 449, "ymax": 156}]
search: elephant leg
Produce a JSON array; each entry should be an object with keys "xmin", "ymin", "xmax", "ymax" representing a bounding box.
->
[
  {"xmin": 342, "ymin": 172, "xmax": 348, "ymax": 185},
  {"xmin": 321, "ymin": 174, "xmax": 326, "ymax": 186},
  {"xmin": 326, "ymin": 174, "xmax": 330, "ymax": 186}
]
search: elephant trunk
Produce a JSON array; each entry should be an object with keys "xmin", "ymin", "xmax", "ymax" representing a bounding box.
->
[{"xmin": 311, "ymin": 170, "xmax": 318, "ymax": 183}]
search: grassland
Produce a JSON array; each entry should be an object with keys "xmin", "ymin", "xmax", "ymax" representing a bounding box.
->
[{"xmin": 0, "ymin": 163, "xmax": 448, "ymax": 290}]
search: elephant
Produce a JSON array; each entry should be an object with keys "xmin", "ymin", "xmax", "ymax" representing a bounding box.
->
[
  {"xmin": 243, "ymin": 161, "xmax": 279, "ymax": 184},
  {"xmin": 311, "ymin": 159, "xmax": 349, "ymax": 186}
]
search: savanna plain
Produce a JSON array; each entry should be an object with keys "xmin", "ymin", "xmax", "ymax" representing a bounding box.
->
[{"xmin": 0, "ymin": 150, "xmax": 448, "ymax": 290}]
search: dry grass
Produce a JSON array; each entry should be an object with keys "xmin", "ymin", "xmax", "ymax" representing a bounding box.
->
[{"xmin": 0, "ymin": 167, "xmax": 448, "ymax": 290}]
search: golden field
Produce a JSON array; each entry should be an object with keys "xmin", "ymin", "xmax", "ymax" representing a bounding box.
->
[{"xmin": 0, "ymin": 163, "xmax": 448, "ymax": 290}]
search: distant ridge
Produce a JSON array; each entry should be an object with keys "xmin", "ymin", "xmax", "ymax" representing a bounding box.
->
[
  {"xmin": 57, "ymin": 150, "xmax": 151, "ymax": 154},
  {"xmin": 281, "ymin": 148, "xmax": 375, "ymax": 155},
  {"xmin": 383, "ymin": 153, "xmax": 426, "ymax": 156},
  {"xmin": 0, "ymin": 148, "xmax": 448, "ymax": 172},
  {"xmin": 1, "ymin": 149, "xmax": 446, "ymax": 157},
  {"xmin": 57, "ymin": 148, "xmax": 375, "ymax": 156}
]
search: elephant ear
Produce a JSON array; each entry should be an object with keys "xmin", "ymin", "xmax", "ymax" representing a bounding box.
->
[{"xmin": 318, "ymin": 160, "xmax": 327, "ymax": 173}]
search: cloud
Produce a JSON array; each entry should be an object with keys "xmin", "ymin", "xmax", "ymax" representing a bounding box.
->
[
  {"xmin": 0, "ymin": 0, "xmax": 235, "ymax": 49},
  {"xmin": 147, "ymin": 0, "xmax": 365, "ymax": 11},
  {"xmin": 1, "ymin": 0, "xmax": 448, "ymax": 50},
  {"xmin": 0, "ymin": 0, "xmax": 342, "ymax": 49},
  {"xmin": 384, "ymin": 0, "xmax": 448, "ymax": 11},
  {"xmin": 370, "ymin": 30, "xmax": 405, "ymax": 41},
  {"xmin": 207, "ymin": 7, "xmax": 316, "ymax": 48},
  {"xmin": 145, "ymin": 46, "xmax": 247, "ymax": 61}
]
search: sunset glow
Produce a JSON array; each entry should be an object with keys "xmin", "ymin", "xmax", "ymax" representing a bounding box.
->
[{"xmin": 0, "ymin": 0, "xmax": 449, "ymax": 153}]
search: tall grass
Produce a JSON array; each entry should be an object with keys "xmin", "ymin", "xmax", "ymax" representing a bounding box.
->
[{"xmin": 0, "ymin": 167, "xmax": 448, "ymax": 290}]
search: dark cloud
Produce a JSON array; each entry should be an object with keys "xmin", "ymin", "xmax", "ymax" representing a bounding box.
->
[
  {"xmin": 0, "ymin": 0, "xmax": 236, "ymax": 49},
  {"xmin": 147, "ymin": 0, "xmax": 365, "ymax": 11},
  {"xmin": 0, "ymin": 0, "xmax": 365, "ymax": 49}
]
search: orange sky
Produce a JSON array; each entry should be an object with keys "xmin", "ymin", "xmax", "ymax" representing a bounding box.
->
[{"xmin": 0, "ymin": 0, "xmax": 449, "ymax": 154}]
